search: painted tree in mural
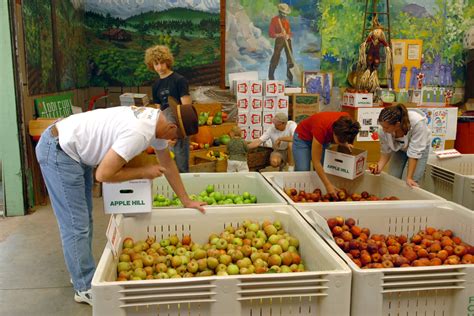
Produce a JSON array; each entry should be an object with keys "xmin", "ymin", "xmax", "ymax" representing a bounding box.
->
[{"xmin": 318, "ymin": 0, "xmax": 365, "ymax": 86}]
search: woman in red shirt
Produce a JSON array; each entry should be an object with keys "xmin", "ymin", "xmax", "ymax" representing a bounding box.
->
[{"xmin": 293, "ymin": 112, "xmax": 361, "ymax": 197}]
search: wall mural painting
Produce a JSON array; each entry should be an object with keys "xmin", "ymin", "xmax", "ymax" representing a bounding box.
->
[
  {"xmin": 22, "ymin": 0, "xmax": 56, "ymax": 95},
  {"xmin": 84, "ymin": 0, "xmax": 221, "ymax": 87},
  {"xmin": 225, "ymin": 0, "xmax": 322, "ymax": 86},
  {"xmin": 319, "ymin": 0, "xmax": 472, "ymax": 87},
  {"xmin": 22, "ymin": 0, "xmax": 89, "ymax": 95}
]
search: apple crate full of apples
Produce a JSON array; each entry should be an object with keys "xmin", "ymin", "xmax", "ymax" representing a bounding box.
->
[
  {"xmin": 92, "ymin": 205, "xmax": 351, "ymax": 316},
  {"xmin": 422, "ymin": 154, "xmax": 474, "ymax": 209},
  {"xmin": 152, "ymin": 172, "xmax": 286, "ymax": 208},
  {"xmin": 262, "ymin": 171, "xmax": 443, "ymax": 204},
  {"xmin": 295, "ymin": 201, "xmax": 474, "ymax": 316}
]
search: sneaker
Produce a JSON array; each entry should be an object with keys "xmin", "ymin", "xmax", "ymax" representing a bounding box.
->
[{"xmin": 74, "ymin": 289, "xmax": 92, "ymax": 306}]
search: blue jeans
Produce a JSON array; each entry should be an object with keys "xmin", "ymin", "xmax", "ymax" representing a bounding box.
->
[
  {"xmin": 170, "ymin": 136, "xmax": 190, "ymax": 173},
  {"xmin": 388, "ymin": 145, "xmax": 430, "ymax": 182},
  {"xmin": 292, "ymin": 132, "xmax": 328, "ymax": 171},
  {"xmin": 35, "ymin": 126, "xmax": 95, "ymax": 292}
]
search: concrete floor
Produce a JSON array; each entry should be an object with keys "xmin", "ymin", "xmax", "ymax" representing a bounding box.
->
[{"xmin": 0, "ymin": 197, "xmax": 110, "ymax": 316}]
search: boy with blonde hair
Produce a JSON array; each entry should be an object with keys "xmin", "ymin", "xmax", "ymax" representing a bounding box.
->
[{"xmin": 145, "ymin": 45, "xmax": 192, "ymax": 173}]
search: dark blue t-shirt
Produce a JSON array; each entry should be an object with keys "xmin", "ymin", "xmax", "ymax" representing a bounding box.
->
[{"xmin": 152, "ymin": 72, "xmax": 189, "ymax": 110}]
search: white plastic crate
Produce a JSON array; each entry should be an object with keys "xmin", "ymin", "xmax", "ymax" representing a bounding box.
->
[
  {"xmin": 423, "ymin": 155, "xmax": 474, "ymax": 210},
  {"xmin": 152, "ymin": 172, "xmax": 287, "ymax": 207},
  {"xmin": 296, "ymin": 201, "xmax": 474, "ymax": 316},
  {"xmin": 262, "ymin": 171, "xmax": 444, "ymax": 205},
  {"xmin": 92, "ymin": 205, "xmax": 351, "ymax": 316}
]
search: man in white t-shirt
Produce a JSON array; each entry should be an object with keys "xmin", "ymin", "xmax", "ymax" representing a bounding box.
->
[
  {"xmin": 248, "ymin": 112, "xmax": 296, "ymax": 170},
  {"xmin": 35, "ymin": 98, "xmax": 205, "ymax": 306}
]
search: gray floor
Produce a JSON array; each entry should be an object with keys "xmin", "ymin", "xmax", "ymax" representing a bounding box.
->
[{"xmin": 0, "ymin": 198, "xmax": 110, "ymax": 316}]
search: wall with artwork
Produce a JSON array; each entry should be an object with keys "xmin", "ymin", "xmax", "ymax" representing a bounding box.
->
[
  {"xmin": 226, "ymin": 0, "xmax": 472, "ymax": 89},
  {"xmin": 21, "ymin": 0, "xmax": 221, "ymax": 96}
]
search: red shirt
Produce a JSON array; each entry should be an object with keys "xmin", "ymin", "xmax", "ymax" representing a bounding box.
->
[
  {"xmin": 269, "ymin": 16, "xmax": 291, "ymax": 38},
  {"xmin": 295, "ymin": 112, "xmax": 350, "ymax": 144}
]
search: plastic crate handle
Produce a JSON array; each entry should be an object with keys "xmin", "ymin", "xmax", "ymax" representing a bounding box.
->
[{"xmin": 301, "ymin": 209, "xmax": 334, "ymax": 241}]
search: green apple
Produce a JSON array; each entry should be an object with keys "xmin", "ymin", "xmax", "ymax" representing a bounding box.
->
[
  {"xmin": 117, "ymin": 261, "xmax": 131, "ymax": 272},
  {"xmin": 206, "ymin": 184, "xmax": 215, "ymax": 194},
  {"xmin": 242, "ymin": 192, "xmax": 251, "ymax": 199},
  {"xmin": 227, "ymin": 264, "xmax": 239, "ymax": 275},
  {"xmin": 249, "ymin": 195, "xmax": 257, "ymax": 203},
  {"xmin": 199, "ymin": 190, "xmax": 208, "ymax": 197}
]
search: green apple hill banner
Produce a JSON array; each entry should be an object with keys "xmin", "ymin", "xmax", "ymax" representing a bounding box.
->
[{"xmin": 22, "ymin": 0, "xmax": 221, "ymax": 94}]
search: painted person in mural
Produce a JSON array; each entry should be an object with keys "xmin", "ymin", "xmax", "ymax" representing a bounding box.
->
[
  {"xmin": 268, "ymin": 3, "xmax": 294, "ymax": 84},
  {"xmin": 35, "ymin": 102, "xmax": 205, "ymax": 306},
  {"xmin": 145, "ymin": 45, "xmax": 192, "ymax": 173}
]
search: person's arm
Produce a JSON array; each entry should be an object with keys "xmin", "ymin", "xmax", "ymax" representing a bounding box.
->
[
  {"xmin": 248, "ymin": 139, "xmax": 263, "ymax": 149},
  {"xmin": 406, "ymin": 158, "xmax": 419, "ymax": 187},
  {"xmin": 405, "ymin": 120, "xmax": 429, "ymax": 187},
  {"xmin": 180, "ymin": 95, "xmax": 192, "ymax": 105},
  {"xmin": 274, "ymin": 135, "xmax": 293, "ymax": 148},
  {"xmin": 95, "ymin": 149, "xmax": 165, "ymax": 182},
  {"xmin": 155, "ymin": 148, "xmax": 206, "ymax": 213},
  {"xmin": 311, "ymin": 138, "xmax": 337, "ymax": 198}
]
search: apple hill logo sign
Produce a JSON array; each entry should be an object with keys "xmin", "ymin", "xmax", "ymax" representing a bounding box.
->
[{"xmin": 110, "ymin": 200, "xmax": 146, "ymax": 206}]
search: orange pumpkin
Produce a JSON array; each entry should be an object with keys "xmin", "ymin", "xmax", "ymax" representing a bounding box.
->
[{"xmin": 193, "ymin": 126, "xmax": 214, "ymax": 145}]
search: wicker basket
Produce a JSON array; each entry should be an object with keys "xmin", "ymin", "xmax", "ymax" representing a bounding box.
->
[{"xmin": 248, "ymin": 147, "xmax": 273, "ymax": 170}]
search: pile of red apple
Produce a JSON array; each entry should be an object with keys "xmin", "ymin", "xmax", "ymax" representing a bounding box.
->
[
  {"xmin": 284, "ymin": 188, "xmax": 399, "ymax": 202},
  {"xmin": 327, "ymin": 216, "xmax": 473, "ymax": 268},
  {"xmin": 115, "ymin": 220, "xmax": 305, "ymax": 281}
]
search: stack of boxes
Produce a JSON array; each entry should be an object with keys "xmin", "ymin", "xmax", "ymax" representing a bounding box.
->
[
  {"xmin": 119, "ymin": 93, "xmax": 150, "ymax": 107},
  {"xmin": 236, "ymin": 80, "xmax": 288, "ymax": 141}
]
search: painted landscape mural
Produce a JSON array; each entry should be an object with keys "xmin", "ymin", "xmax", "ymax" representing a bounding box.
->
[{"xmin": 84, "ymin": 0, "xmax": 221, "ymax": 87}]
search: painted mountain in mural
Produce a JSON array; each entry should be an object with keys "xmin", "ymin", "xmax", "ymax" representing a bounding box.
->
[{"xmin": 85, "ymin": 0, "xmax": 219, "ymax": 19}]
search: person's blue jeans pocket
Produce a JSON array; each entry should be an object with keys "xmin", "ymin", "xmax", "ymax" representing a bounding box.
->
[{"xmin": 292, "ymin": 133, "xmax": 312, "ymax": 171}]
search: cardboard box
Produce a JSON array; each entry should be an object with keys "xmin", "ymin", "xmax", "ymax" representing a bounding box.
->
[
  {"xmin": 277, "ymin": 96, "xmax": 289, "ymax": 111},
  {"xmin": 238, "ymin": 125, "xmax": 249, "ymax": 141},
  {"xmin": 248, "ymin": 112, "xmax": 262, "ymax": 125},
  {"xmin": 237, "ymin": 97, "xmax": 250, "ymax": 111},
  {"xmin": 292, "ymin": 94, "xmax": 320, "ymax": 124},
  {"xmin": 249, "ymin": 125, "xmax": 263, "ymax": 140},
  {"xmin": 249, "ymin": 80, "xmax": 263, "ymax": 96},
  {"xmin": 264, "ymin": 80, "xmax": 285, "ymax": 96},
  {"xmin": 237, "ymin": 111, "xmax": 249, "ymax": 125},
  {"xmin": 103, "ymin": 180, "xmax": 152, "ymax": 214},
  {"xmin": 262, "ymin": 112, "xmax": 275, "ymax": 126},
  {"xmin": 235, "ymin": 80, "xmax": 250, "ymax": 95},
  {"xmin": 250, "ymin": 97, "xmax": 263, "ymax": 112},
  {"xmin": 263, "ymin": 97, "xmax": 277, "ymax": 112},
  {"xmin": 342, "ymin": 92, "xmax": 373, "ymax": 107},
  {"xmin": 323, "ymin": 145, "xmax": 367, "ymax": 180}
]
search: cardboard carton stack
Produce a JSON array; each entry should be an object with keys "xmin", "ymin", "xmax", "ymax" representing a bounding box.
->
[
  {"xmin": 236, "ymin": 80, "xmax": 288, "ymax": 141},
  {"xmin": 119, "ymin": 93, "xmax": 150, "ymax": 107}
]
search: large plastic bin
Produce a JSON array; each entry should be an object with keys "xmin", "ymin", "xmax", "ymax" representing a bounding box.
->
[
  {"xmin": 262, "ymin": 171, "xmax": 444, "ymax": 205},
  {"xmin": 296, "ymin": 201, "xmax": 474, "ymax": 316},
  {"xmin": 152, "ymin": 172, "xmax": 287, "ymax": 207},
  {"xmin": 423, "ymin": 155, "xmax": 474, "ymax": 209},
  {"xmin": 92, "ymin": 205, "xmax": 351, "ymax": 316}
]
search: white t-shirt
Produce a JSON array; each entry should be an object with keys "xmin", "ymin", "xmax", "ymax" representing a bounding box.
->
[
  {"xmin": 379, "ymin": 109, "xmax": 430, "ymax": 159},
  {"xmin": 56, "ymin": 106, "xmax": 168, "ymax": 166},
  {"xmin": 259, "ymin": 121, "xmax": 297, "ymax": 150}
]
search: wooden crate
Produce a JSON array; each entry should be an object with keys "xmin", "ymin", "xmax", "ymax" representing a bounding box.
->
[
  {"xmin": 194, "ymin": 152, "xmax": 227, "ymax": 172},
  {"xmin": 248, "ymin": 147, "xmax": 273, "ymax": 171},
  {"xmin": 193, "ymin": 102, "xmax": 222, "ymax": 116},
  {"xmin": 189, "ymin": 155, "xmax": 217, "ymax": 173}
]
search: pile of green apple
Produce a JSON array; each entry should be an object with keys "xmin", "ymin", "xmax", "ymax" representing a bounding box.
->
[
  {"xmin": 115, "ymin": 219, "xmax": 305, "ymax": 281},
  {"xmin": 153, "ymin": 184, "xmax": 257, "ymax": 207}
]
